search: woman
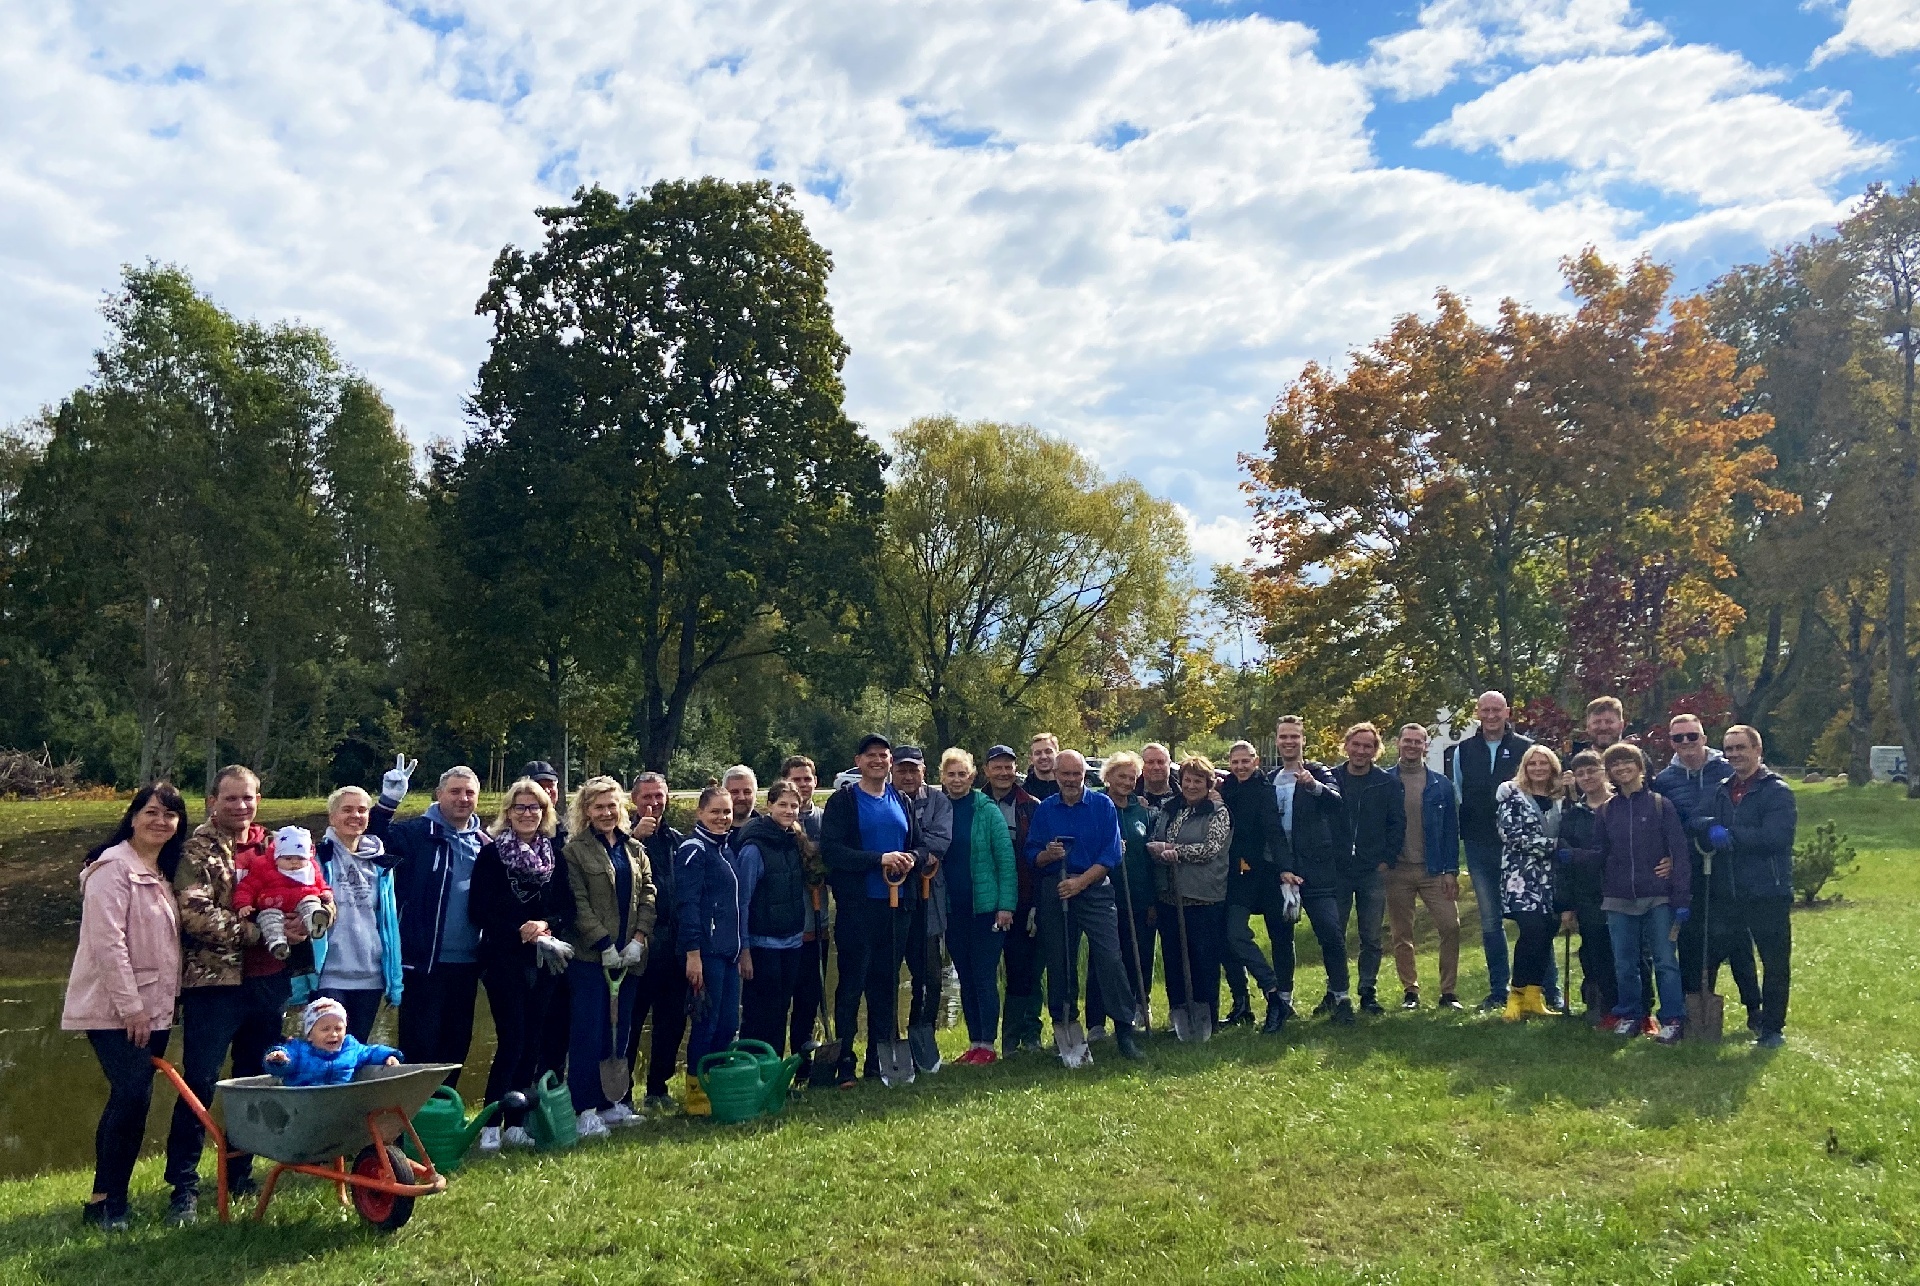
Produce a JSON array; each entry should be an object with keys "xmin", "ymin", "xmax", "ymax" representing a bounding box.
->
[
  {"xmin": 1147, "ymin": 757, "xmax": 1232, "ymax": 1025},
  {"xmin": 675, "ymin": 787, "xmax": 743, "ymax": 1116},
  {"xmin": 64, "ymin": 783, "xmax": 190, "ymax": 1232},
  {"xmin": 472, "ymin": 778, "xmax": 576, "ymax": 1151},
  {"xmin": 561, "ymin": 776, "xmax": 657, "ymax": 1139},
  {"xmin": 1495, "ymin": 745, "xmax": 1563, "ymax": 1020},
  {"xmin": 933, "ymin": 749, "xmax": 1016, "ymax": 1064},
  {"xmin": 293, "ymin": 785, "xmax": 403, "ymax": 1041},
  {"xmin": 1096, "ymin": 752, "xmax": 1155, "ymax": 1033},
  {"xmin": 737, "ymin": 780, "xmax": 815, "ymax": 1055},
  {"xmin": 1595, "ymin": 743, "xmax": 1691, "ymax": 1043}
]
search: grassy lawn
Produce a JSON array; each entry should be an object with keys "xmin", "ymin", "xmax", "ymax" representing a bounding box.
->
[{"xmin": 1, "ymin": 784, "xmax": 1916, "ymax": 1282}]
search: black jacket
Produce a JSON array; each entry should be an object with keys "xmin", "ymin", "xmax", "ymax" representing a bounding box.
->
[
  {"xmin": 820, "ymin": 781, "xmax": 928, "ymax": 903},
  {"xmin": 739, "ymin": 816, "xmax": 808, "ymax": 940},
  {"xmin": 1335, "ymin": 764, "xmax": 1406, "ymax": 878},
  {"xmin": 469, "ymin": 837, "xmax": 576, "ymax": 970},
  {"xmin": 641, "ymin": 822, "xmax": 682, "ymax": 953},
  {"xmin": 1445, "ymin": 730, "xmax": 1534, "ymax": 846},
  {"xmin": 1277, "ymin": 763, "xmax": 1344, "ymax": 890},
  {"xmin": 1554, "ymin": 796, "xmax": 1606, "ymax": 912},
  {"xmin": 1217, "ymin": 770, "xmax": 1288, "ymax": 913}
]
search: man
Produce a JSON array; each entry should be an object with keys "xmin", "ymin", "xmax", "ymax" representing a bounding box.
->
[
  {"xmin": 1384, "ymin": 725, "xmax": 1462, "ymax": 1010},
  {"xmin": 1577, "ymin": 696, "xmax": 1627, "ymax": 754},
  {"xmin": 819, "ymin": 734, "xmax": 927, "ymax": 1086},
  {"xmin": 1698, "ymin": 725, "xmax": 1797, "ymax": 1048},
  {"xmin": 723, "ymin": 764, "xmax": 761, "ymax": 848},
  {"xmin": 1651, "ymin": 713, "xmax": 1761, "ymax": 1030},
  {"xmin": 1332, "ymin": 724, "xmax": 1406, "ymax": 1016},
  {"xmin": 624, "ymin": 771, "xmax": 686, "ymax": 1112},
  {"xmin": 1271, "ymin": 717, "xmax": 1351, "ymax": 1023},
  {"xmin": 1217, "ymin": 740, "xmax": 1290, "ymax": 1033},
  {"xmin": 1024, "ymin": 732, "xmax": 1061, "ymax": 801},
  {"xmin": 983, "ymin": 744, "xmax": 1043, "ymax": 1053},
  {"xmin": 372, "ymin": 762, "xmax": 488, "ymax": 1081},
  {"xmin": 523, "ymin": 760, "xmax": 567, "ymax": 845},
  {"xmin": 1024, "ymin": 750, "xmax": 1144, "ymax": 1060},
  {"xmin": 891, "ymin": 747, "xmax": 954, "ymax": 1072},
  {"xmin": 162, "ymin": 765, "xmax": 295, "ymax": 1224},
  {"xmin": 1445, "ymin": 691, "xmax": 1553, "ymax": 1011},
  {"xmin": 778, "ymin": 755, "xmax": 830, "ymax": 1070},
  {"xmin": 1138, "ymin": 743, "xmax": 1178, "ymax": 810}
]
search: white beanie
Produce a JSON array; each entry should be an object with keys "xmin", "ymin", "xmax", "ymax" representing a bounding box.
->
[{"xmin": 300, "ymin": 997, "xmax": 348, "ymax": 1038}]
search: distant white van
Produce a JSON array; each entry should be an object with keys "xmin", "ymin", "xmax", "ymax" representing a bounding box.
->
[{"xmin": 1871, "ymin": 746, "xmax": 1908, "ymax": 784}]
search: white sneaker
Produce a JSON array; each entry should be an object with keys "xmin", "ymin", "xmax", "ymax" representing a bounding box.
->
[
  {"xmin": 477, "ymin": 1125, "xmax": 502, "ymax": 1154},
  {"xmin": 576, "ymin": 1108, "xmax": 610, "ymax": 1139},
  {"xmin": 502, "ymin": 1125, "xmax": 535, "ymax": 1149},
  {"xmin": 598, "ymin": 1101, "xmax": 641, "ymax": 1128}
]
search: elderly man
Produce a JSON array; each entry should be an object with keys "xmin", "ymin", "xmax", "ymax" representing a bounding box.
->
[
  {"xmin": 1138, "ymin": 743, "xmax": 1178, "ymax": 810},
  {"xmin": 372, "ymin": 759, "xmax": 488, "ymax": 1083},
  {"xmin": 723, "ymin": 764, "xmax": 761, "ymax": 849},
  {"xmin": 892, "ymin": 747, "xmax": 954, "ymax": 1072},
  {"xmin": 1024, "ymin": 750, "xmax": 1144, "ymax": 1061},
  {"xmin": 983, "ymin": 744, "xmax": 1044, "ymax": 1053}
]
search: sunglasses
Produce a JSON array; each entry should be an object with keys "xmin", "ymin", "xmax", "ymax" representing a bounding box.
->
[{"xmin": 1669, "ymin": 731, "xmax": 1702, "ymax": 744}]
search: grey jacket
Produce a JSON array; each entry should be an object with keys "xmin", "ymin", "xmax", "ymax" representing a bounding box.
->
[{"xmin": 1151, "ymin": 799, "xmax": 1232, "ymax": 906}]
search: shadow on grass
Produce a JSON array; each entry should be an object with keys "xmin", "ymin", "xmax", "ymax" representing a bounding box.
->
[{"xmin": 0, "ymin": 1192, "xmax": 356, "ymax": 1286}]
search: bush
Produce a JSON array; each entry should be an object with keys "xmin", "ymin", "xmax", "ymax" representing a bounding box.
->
[{"xmin": 1792, "ymin": 819, "xmax": 1857, "ymax": 905}]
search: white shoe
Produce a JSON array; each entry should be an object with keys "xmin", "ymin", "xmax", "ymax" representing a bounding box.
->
[
  {"xmin": 598, "ymin": 1101, "xmax": 641, "ymax": 1128},
  {"xmin": 1085, "ymin": 1026, "xmax": 1110, "ymax": 1043},
  {"xmin": 477, "ymin": 1125, "xmax": 502, "ymax": 1154},
  {"xmin": 576, "ymin": 1109, "xmax": 610, "ymax": 1139},
  {"xmin": 502, "ymin": 1126, "xmax": 535, "ymax": 1149}
]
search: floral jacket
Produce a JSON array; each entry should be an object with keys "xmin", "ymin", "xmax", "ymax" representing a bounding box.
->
[{"xmin": 1493, "ymin": 781, "xmax": 1559, "ymax": 917}]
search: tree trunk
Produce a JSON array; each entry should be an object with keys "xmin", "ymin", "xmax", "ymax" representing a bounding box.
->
[
  {"xmin": 1843, "ymin": 598, "xmax": 1879, "ymax": 787},
  {"xmin": 1888, "ymin": 361, "xmax": 1920, "ymax": 798}
]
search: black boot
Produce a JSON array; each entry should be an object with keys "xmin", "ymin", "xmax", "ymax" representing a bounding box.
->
[
  {"xmin": 1222, "ymin": 997, "xmax": 1254, "ymax": 1027},
  {"xmin": 1359, "ymin": 988, "xmax": 1385, "ymax": 1016},
  {"xmin": 1312, "ymin": 992, "xmax": 1336, "ymax": 1018},
  {"xmin": 1261, "ymin": 991, "xmax": 1287, "ymax": 1034},
  {"xmin": 1113, "ymin": 1023, "xmax": 1146, "ymax": 1061},
  {"xmin": 1331, "ymin": 997, "xmax": 1356, "ymax": 1026}
]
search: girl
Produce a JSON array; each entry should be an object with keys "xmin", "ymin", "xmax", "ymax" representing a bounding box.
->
[
  {"xmin": 675, "ymin": 787, "xmax": 744, "ymax": 1116},
  {"xmin": 1495, "ymin": 745, "xmax": 1563, "ymax": 1020},
  {"xmin": 736, "ymin": 781, "xmax": 816, "ymax": 1056}
]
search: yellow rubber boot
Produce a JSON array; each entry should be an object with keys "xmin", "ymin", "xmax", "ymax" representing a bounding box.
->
[
  {"xmin": 1502, "ymin": 990, "xmax": 1524, "ymax": 1022},
  {"xmin": 682, "ymin": 1072, "xmax": 711, "ymax": 1118},
  {"xmin": 1520, "ymin": 986, "xmax": 1554, "ymax": 1018}
]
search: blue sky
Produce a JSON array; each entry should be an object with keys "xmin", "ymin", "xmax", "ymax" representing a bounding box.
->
[{"xmin": 2, "ymin": 0, "xmax": 1915, "ymax": 564}]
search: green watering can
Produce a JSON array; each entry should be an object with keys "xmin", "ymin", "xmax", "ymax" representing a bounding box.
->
[
  {"xmin": 404, "ymin": 1086, "xmax": 501, "ymax": 1173},
  {"xmin": 697, "ymin": 1051, "xmax": 768, "ymax": 1124},
  {"xmin": 523, "ymin": 1070, "xmax": 580, "ymax": 1150},
  {"xmin": 727, "ymin": 1039, "xmax": 804, "ymax": 1116}
]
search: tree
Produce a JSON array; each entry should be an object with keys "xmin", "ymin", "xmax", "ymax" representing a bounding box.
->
[
  {"xmin": 462, "ymin": 179, "xmax": 885, "ymax": 770},
  {"xmin": 875, "ymin": 417, "xmax": 1185, "ymax": 750}
]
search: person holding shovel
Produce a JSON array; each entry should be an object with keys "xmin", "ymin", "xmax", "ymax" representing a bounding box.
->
[
  {"xmin": 1024, "ymin": 750, "xmax": 1145, "ymax": 1063},
  {"xmin": 1093, "ymin": 752, "xmax": 1157, "ymax": 1035},
  {"xmin": 935, "ymin": 748, "xmax": 1018, "ymax": 1064},
  {"xmin": 1149, "ymin": 757, "xmax": 1232, "ymax": 1036},
  {"xmin": 677, "ymin": 786, "xmax": 749, "ymax": 1114}
]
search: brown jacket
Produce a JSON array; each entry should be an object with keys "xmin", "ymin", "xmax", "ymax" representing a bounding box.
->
[
  {"xmin": 172, "ymin": 821, "xmax": 265, "ymax": 990},
  {"xmin": 561, "ymin": 830, "xmax": 657, "ymax": 958},
  {"xmin": 62, "ymin": 843, "xmax": 182, "ymax": 1031}
]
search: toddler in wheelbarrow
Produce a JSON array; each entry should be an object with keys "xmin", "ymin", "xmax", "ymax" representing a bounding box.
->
[{"xmin": 154, "ymin": 997, "xmax": 461, "ymax": 1230}]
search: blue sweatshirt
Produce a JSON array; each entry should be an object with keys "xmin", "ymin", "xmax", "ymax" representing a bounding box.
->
[
  {"xmin": 1024, "ymin": 790, "xmax": 1123, "ymax": 880},
  {"xmin": 270, "ymin": 1034, "xmax": 403, "ymax": 1086}
]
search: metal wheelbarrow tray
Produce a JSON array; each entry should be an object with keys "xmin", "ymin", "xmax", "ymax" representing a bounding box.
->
[{"xmin": 155, "ymin": 1058, "xmax": 463, "ymax": 1230}]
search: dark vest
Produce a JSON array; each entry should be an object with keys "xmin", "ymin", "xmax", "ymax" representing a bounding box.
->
[{"xmin": 742, "ymin": 819, "xmax": 806, "ymax": 939}]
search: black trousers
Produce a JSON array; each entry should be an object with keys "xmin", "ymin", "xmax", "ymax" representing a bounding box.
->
[
  {"xmin": 481, "ymin": 959, "xmax": 561, "ymax": 1124},
  {"xmin": 1709, "ymin": 895, "xmax": 1792, "ymax": 1034},
  {"xmin": 1511, "ymin": 911, "xmax": 1554, "ymax": 989},
  {"xmin": 1000, "ymin": 904, "xmax": 1043, "ymax": 1046},
  {"xmin": 1159, "ymin": 900, "xmax": 1226, "ymax": 1014},
  {"xmin": 315, "ymin": 986, "xmax": 383, "ymax": 1043},
  {"xmin": 1274, "ymin": 888, "xmax": 1350, "ymax": 997},
  {"xmin": 790, "ymin": 935, "xmax": 826, "ymax": 1055},
  {"xmin": 625, "ymin": 944, "xmax": 689, "ymax": 1098},
  {"xmin": 1571, "ymin": 905, "xmax": 1620, "ymax": 1015},
  {"xmin": 1680, "ymin": 902, "xmax": 1762, "ymax": 1010},
  {"xmin": 164, "ymin": 973, "xmax": 290, "ymax": 1193},
  {"xmin": 87, "ymin": 1029, "xmax": 171, "ymax": 1209},
  {"xmin": 835, "ymin": 896, "xmax": 911, "ymax": 1060},
  {"xmin": 397, "ymin": 962, "xmax": 482, "ymax": 1088},
  {"xmin": 740, "ymin": 945, "xmax": 805, "ymax": 1055},
  {"xmin": 905, "ymin": 896, "xmax": 944, "ymax": 1028}
]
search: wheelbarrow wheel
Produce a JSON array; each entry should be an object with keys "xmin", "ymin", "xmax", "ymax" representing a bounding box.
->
[{"xmin": 351, "ymin": 1143, "xmax": 417, "ymax": 1232}]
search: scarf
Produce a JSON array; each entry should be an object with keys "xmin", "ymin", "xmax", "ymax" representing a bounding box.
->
[{"xmin": 493, "ymin": 830, "xmax": 556, "ymax": 902}]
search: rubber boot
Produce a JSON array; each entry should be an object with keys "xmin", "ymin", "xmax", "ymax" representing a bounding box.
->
[
  {"xmin": 1113, "ymin": 1023, "xmax": 1145, "ymax": 1061},
  {"xmin": 682, "ymin": 1072, "xmax": 711, "ymax": 1118},
  {"xmin": 1260, "ymin": 990, "xmax": 1287, "ymax": 1035},
  {"xmin": 1502, "ymin": 990, "xmax": 1525, "ymax": 1022},
  {"xmin": 1519, "ymin": 985, "xmax": 1553, "ymax": 1018}
]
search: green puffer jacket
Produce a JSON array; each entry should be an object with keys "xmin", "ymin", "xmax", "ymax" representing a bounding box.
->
[{"xmin": 953, "ymin": 789, "xmax": 1018, "ymax": 914}]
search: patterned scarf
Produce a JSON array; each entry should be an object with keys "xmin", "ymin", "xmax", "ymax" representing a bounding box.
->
[{"xmin": 494, "ymin": 830, "xmax": 555, "ymax": 901}]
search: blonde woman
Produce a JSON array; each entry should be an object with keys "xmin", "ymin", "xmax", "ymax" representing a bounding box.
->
[
  {"xmin": 470, "ymin": 778, "xmax": 575, "ymax": 1150},
  {"xmin": 561, "ymin": 776, "xmax": 657, "ymax": 1136},
  {"xmin": 1494, "ymin": 745, "xmax": 1563, "ymax": 1019},
  {"xmin": 299, "ymin": 785, "xmax": 403, "ymax": 1042}
]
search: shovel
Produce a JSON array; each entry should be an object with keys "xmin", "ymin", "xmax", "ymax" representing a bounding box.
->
[
  {"xmin": 806, "ymin": 887, "xmax": 844, "ymax": 1088},
  {"xmin": 1116, "ymin": 854, "xmax": 1151, "ymax": 1034},
  {"xmin": 1684, "ymin": 851, "xmax": 1725, "ymax": 1041},
  {"xmin": 1170, "ymin": 890, "xmax": 1213, "ymax": 1044},
  {"xmin": 875, "ymin": 867, "xmax": 916, "ymax": 1087},
  {"xmin": 600, "ymin": 966, "xmax": 630, "ymax": 1104},
  {"xmin": 908, "ymin": 869, "xmax": 944, "ymax": 1074},
  {"xmin": 1050, "ymin": 843, "xmax": 1091, "ymax": 1068},
  {"xmin": 1561, "ymin": 926, "xmax": 1575, "ymax": 1017}
]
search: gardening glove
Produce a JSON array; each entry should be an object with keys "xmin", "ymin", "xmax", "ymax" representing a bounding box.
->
[
  {"xmin": 1671, "ymin": 907, "xmax": 1691, "ymax": 926},
  {"xmin": 380, "ymin": 753, "xmax": 418, "ymax": 807},
  {"xmin": 534, "ymin": 935, "xmax": 574, "ymax": 975},
  {"xmin": 600, "ymin": 946, "xmax": 623, "ymax": 970},
  {"xmin": 1707, "ymin": 824, "xmax": 1733, "ymax": 851},
  {"xmin": 619, "ymin": 939, "xmax": 647, "ymax": 969}
]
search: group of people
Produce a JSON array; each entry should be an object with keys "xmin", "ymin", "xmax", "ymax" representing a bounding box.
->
[{"xmin": 60, "ymin": 693, "xmax": 1798, "ymax": 1231}]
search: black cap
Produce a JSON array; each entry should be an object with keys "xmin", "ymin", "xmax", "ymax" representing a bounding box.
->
[
  {"xmin": 894, "ymin": 746, "xmax": 925, "ymax": 764},
  {"xmin": 855, "ymin": 734, "xmax": 891, "ymax": 755},
  {"xmin": 521, "ymin": 760, "xmax": 559, "ymax": 782},
  {"xmin": 985, "ymin": 744, "xmax": 1016, "ymax": 763}
]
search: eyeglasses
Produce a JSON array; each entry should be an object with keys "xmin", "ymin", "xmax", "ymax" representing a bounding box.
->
[
  {"xmin": 509, "ymin": 803, "xmax": 544, "ymax": 815},
  {"xmin": 1669, "ymin": 731, "xmax": 1702, "ymax": 744}
]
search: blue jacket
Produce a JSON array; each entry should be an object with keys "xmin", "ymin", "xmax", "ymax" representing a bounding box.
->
[
  {"xmin": 1651, "ymin": 752, "xmax": 1735, "ymax": 836},
  {"xmin": 369, "ymin": 800, "xmax": 485, "ymax": 972},
  {"xmin": 291, "ymin": 833, "xmax": 404, "ymax": 1009},
  {"xmin": 1700, "ymin": 768, "xmax": 1798, "ymax": 901},
  {"xmin": 1023, "ymin": 789, "xmax": 1123, "ymax": 882},
  {"xmin": 271, "ymin": 1034, "xmax": 402, "ymax": 1086},
  {"xmin": 1385, "ymin": 763, "xmax": 1459, "ymax": 875},
  {"xmin": 674, "ymin": 826, "xmax": 747, "ymax": 960}
]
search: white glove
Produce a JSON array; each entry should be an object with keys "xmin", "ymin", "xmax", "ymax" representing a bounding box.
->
[
  {"xmin": 619, "ymin": 939, "xmax": 647, "ymax": 969},
  {"xmin": 534, "ymin": 935, "xmax": 573, "ymax": 975},
  {"xmin": 380, "ymin": 753, "xmax": 417, "ymax": 806},
  {"xmin": 600, "ymin": 946, "xmax": 623, "ymax": 970}
]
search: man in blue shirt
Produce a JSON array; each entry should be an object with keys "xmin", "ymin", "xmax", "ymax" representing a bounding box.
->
[{"xmin": 1024, "ymin": 750, "xmax": 1144, "ymax": 1062}]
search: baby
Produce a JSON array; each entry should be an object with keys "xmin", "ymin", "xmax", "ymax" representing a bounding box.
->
[
  {"xmin": 235, "ymin": 825, "xmax": 336, "ymax": 959},
  {"xmin": 265, "ymin": 998, "xmax": 403, "ymax": 1086}
]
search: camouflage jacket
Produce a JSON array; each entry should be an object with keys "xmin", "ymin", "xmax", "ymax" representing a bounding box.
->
[{"xmin": 173, "ymin": 821, "xmax": 268, "ymax": 990}]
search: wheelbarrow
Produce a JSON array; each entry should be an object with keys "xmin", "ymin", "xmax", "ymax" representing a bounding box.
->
[{"xmin": 154, "ymin": 1057, "xmax": 461, "ymax": 1231}]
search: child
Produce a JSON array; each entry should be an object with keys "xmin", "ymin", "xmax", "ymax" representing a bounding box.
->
[
  {"xmin": 236, "ymin": 825, "xmax": 336, "ymax": 959},
  {"xmin": 265, "ymin": 998, "xmax": 402, "ymax": 1086}
]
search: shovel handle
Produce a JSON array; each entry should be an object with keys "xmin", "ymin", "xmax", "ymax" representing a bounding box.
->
[
  {"xmin": 919, "ymin": 872, "xmax": 933, "ymax": 898},
  {"xmin": 811, "ymin": 886, "xmax": 824, "ymax": 912},
  {"xmin": 885, "ymin": 864, "xmax": 907, "ymax": 908}
]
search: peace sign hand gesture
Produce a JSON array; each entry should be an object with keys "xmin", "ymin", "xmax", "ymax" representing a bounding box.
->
[{"xmin": 380, "ymin": 754, "xmax": 418, "ymax": 805}]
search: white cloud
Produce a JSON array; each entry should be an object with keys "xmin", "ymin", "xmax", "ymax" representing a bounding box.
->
[
  {"xmin": 1812, "ymin": 0, "xmax": 1920, "ymax": 62},
  {"xmin": 1176, "ymin": 505, "xmax": 1257, "ymax": 571},
  {"xmin": 1423, "ymin": 46, "xmax": 1889, "ymax": 205},
  {"xmin": 1364, "ymin": 0, "xmax": 1663, "ymax": 98}
]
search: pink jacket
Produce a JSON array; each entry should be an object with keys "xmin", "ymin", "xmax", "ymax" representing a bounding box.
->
[{"xmin": 61, "ymin": 842, "xmax": 182, "ymax": 1032}]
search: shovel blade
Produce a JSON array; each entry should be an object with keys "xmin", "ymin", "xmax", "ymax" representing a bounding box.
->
[
  {"xmin": 1685, "ymin": 991, "xmax": 1725, "ymax": 1042},
  {"xmin": 908, "ymin": 1023, "xmax": 943, "ymax": 1074},
  {"xmin": 1054, "ymin": 1020, "xmax": 1091, "ymax": 1068},
  {"xmin": 599, "ymin": 1058, "xmax": 630, "ymax": 1104},
  {"xmin": 876, "ymin": 1038, "xmax": 916, "ymax": 1087},
  {"xmin": 807, "ymin": 1038, "xmax": 843, "ymax": 1088},
  {"xmin": 1176, "ymin": 1002, "xmax": 1212, "ymax": 1044}
]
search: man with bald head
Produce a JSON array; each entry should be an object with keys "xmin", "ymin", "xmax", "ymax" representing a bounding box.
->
[{"xmin": 1444, "ymin": 691, "xmax": 1534, "ymax": 1011}]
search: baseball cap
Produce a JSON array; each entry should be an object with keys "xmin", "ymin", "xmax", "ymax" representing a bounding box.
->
[
  {"xmin": 894, "ymin": 746, "xmax": 925, "ymax": 764},
  {"xmin": 521, "ymin": 760, "xmax": 559, "ymax": 782},
  {"xmin": 855, "ymin": 733, "xmax": 892, "ymax": 756},
  {"xmin": 985, "ymin": 744, "xmax": 1017, "ymax": 763}
]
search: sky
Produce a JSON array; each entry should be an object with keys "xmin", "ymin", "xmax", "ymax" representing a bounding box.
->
[{"xmin": 3, "ymin": 0, "xmax": 1916, "ymax": 567}]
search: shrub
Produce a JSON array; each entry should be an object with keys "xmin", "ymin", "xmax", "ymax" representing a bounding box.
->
[{"xmin": 1792, "ymin": 820, "xmax": 1857, "ymax": 905}]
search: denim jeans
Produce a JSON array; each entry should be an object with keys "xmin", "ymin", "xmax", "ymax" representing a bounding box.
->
[
  {"xmin": 1334, "ymin": 866, "xmax": 1388, "ymax": 994},
  {"xmin": 164, "ymin": 973, "xmax": 290, "ymax": 1194},
  {"xmin": 87, "ymin": 1029, "xmax": 171, "ymax": 1208},
  {"xmin": 947, "ymin": 911, "xmax": 1008, "ymax": 1045},
  {"xmin": 1607, "ymin": 905, "xmax": 1685, "ymax": 1023},
  {"xmin": 685, "ymin": 952, "xmax": 744, "ymax": 1075}
]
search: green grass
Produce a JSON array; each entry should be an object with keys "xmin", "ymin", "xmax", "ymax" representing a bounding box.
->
[{"xmin": 2, "ymin": 784, "xmax": 1917, "ymax": 1282}]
